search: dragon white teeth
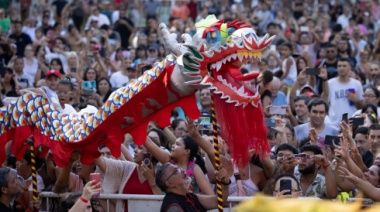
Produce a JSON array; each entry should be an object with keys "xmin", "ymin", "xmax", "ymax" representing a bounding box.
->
[
  {"xmin": 238, "ymin": 55, "xmax": 244, "ymax": 62},
  {"xmin": 216, "ymin": 61, "xmax": 222, "ymax": 71},
  {"xmin": 237, "ymin": 86, "xmax": 245, "ymax": 94}
]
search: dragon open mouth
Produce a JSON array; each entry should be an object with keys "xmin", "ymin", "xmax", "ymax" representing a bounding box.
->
[{"xmin": 202, "ymin": 51, "xmax": 262, "ymax": 107}]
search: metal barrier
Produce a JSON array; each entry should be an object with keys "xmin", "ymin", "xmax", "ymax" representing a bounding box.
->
[
  {"xmin": 39, "ymin": 192, "xmax": 254, "ymax": 211},
  {"xmin": 38, "ymin": 192, "xmax": 375, "ymax": 212}
]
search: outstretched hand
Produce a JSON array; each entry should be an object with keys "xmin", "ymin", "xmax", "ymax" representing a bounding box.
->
[{"xmin": 81, "ymin": 180, "xmax": 101, "ymax": 201}]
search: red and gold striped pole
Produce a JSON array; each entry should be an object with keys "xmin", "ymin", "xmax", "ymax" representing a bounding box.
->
[
  {"xmin": 211, "ymin": 97, "xmax": 223, "ymax": 212},
  {"xmin": 29, "ymin": 138, "xmax": 39, "ymax": 211}
]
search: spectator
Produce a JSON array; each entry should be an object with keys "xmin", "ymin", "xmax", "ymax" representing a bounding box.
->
[
  {"xmin": 294, "ymin": 98, "xmax": 339, "ymax": 143},
  {"xmin": 0, "ymin": 168, "xmax": 21, "ymax": 211},
  {"xmin": 198, "ymin": 88, "xmax": 212, "ymax": 114},
  {"xmin": 353, "ymin": 86, "xmax": 380, "ymax": 117},
  {"xmin": 8, "ymin": 20, "xmax": 32, "ymax": 57},
  {"xmin": 354, "ymin": 127, "xmax": 373, "ymax": 168},
  {"xmin": 1, "ymin": 67, "xmax": 20, "ymax": 98},
  {"xmin": 13, "ymin": 57, "xmax": 34, "ymax": 88},
  {"xmin": 273, "ymin": 173, "xmax": 302, "ymax": 198},
  {"xmin": 22, "ymin": 44, "xmax": 38, "ymax": 81},
  {"xmin": 268, "ymin": 77, "xmax": 287, "ymax": 106},
  {"xmin": 156, "ymin": 163, "xmax": 229, "ymax": 211},
  {"xmin": 94, "ymin": 137, "xmax": 162, "ymax": 211},
  {"xmin": 113, "ymin": 9, "xmax": 134, "ymax": 50},
  {"xmin": 85, "ymin": 6, "xmax": 110, "ymax": 29},
  {"xmin": 109, "ymin": 56, "xmax": 132, "ymax": 89},
  {"xmin": 96, "ymin": 77, "xmax": 112, "ymax": 102},
  {"xmin": 328, "ymin": 58, "xmax": 364, "ymax": 127},
  {"xmin": 170, "ymin": 118, "xmax": 187, "ymax": 138},
  {"xmin": 293, "ymin": 95, "xmax": 312, "ymax": 125},
  {"xmin": 296, "ymin": 145, "xmax": 338, "ymax": 198}
]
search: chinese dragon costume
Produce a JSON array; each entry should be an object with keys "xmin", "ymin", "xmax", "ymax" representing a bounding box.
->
[{"xmin": 0, "ymin": 15, "xmax": 274, "ymax": 167}]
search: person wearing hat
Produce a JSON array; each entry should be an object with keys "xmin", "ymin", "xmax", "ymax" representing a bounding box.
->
[{"xmin": 146, "ymin": 43, "xmax": 159, "ymax": 64}]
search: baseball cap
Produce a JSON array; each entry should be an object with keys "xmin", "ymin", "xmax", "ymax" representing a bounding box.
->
[{"xmin": 46, "ymin": 70, "xmax": 61, "ymax": 78}]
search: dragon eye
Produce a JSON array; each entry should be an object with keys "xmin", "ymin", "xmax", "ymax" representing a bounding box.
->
[
  {"xmin": 206, "ymin": 28, "xmax": 221, "ymax": 44},
  {"xmin": 227, "ymin": 27, "xmax": 236, "ymax": 35}
]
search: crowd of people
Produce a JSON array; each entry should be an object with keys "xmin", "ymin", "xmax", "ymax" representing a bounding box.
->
[{"xmin": 0, "ymin": 0, "xmax": 380, "ymax": 211}]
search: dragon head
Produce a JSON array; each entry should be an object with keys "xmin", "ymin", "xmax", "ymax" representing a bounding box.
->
[{"xmin": 160, "ymin": 15, "xmax": 275, "ymax": 165}]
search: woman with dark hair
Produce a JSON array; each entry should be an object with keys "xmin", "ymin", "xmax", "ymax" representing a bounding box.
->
[
  {"xmin": 94, "ymin": 137, "xmax": 162, "ymax": 211},
  {"xmin": 144, "ymin": 134, "xmax": 214, "ymax": 195},
  {"xmin": 50, "ymin": 58, "xmax": 66, "ymax": 76},
  {"xmin": 83, "ymin": 68, "xmax": 98, "ymax": 82},
  {"xmin": 170, "ymin": 118, "xmax": 187, "ymax": 138},
  {"xmin": 1, "ymin": 68, "xmax": 20, "ymax": 98},
  {"xmin": 96, "ymin": 77, "xmax": 112, "ymax": 103},
  {"xmin": 337, "ymin": 138, "xmax": 380, "ymax": 201},
  {"xmin": 337, "ymin": 37, "xmax": 357, "ymax": 67},
  {"xmin": 147, "ymin": 128, "xmax": 169, "ymax": 150},
  {"xmin": 353, "ymin": 86, "xmax": 380, "ymax": 117},
  {"xmin": 273, "ymin": 173, "xmax": 302, "ymax": 198}
]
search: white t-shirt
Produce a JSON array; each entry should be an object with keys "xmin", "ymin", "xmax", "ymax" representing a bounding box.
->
[
  {"xmin": 16, "ymin": 72, "xmax": 34, "ymax": 88},
  {"xmin": 282, "ymin": 56, "xmax": 297, "ymax": 86},
  {"xmin": 110, "ymin": 71, "xmax": 130, "ymax": 89},
  {"xmin": 328, "ymin": 77, "xmax": 364, "ymax": 127},
  {"xmin": 23, "ymin": 58, "xmax": 39, "ymax": 79}
]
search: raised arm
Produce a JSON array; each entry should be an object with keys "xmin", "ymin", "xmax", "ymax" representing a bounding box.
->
[
  {"xmin": 144, "ymin": 136, "xmax": 171, "ymax": 163},
  {"xmin": 334, "ymin": 159, "xmax": 356, "ymax": 192},
  {"xmin": 339, "ymin": 166, "xmax": 380, "ymax": 201},
  {"xmin": 197, "ymin": 165, "xmax": 230, "ymax": 210},
  {"xmin": 52, "ymin": 152, "xmax": 80, "ymax": 193}
]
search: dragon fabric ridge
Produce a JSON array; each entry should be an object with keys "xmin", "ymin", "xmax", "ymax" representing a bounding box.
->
[{"xmin": 0, "ymin": 15, "xmax": 274, "ymax": 167}]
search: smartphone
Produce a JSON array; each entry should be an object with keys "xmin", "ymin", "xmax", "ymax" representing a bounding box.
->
[
  {"xmin": 306, "ymin": 68, "xmax": 320, "ymax": 75},
  {"xmin": 294, "ymin": 153, "xmax": 306, "ymax": 164},
  {"xmin": 349, "ymin": 117, "xmax": 364, "ymax": 126},
  {"xmin": 82, "ymin": 80, "xmax": 97, "ymax": 96},
  {"xmin": 109, "ymin": 39, "xmax": 116, "ymax": 46},
  {"xmin": 264, "ymin": 118, "xmax": 276, "ymax": 127},
  {"xmin": 199, "ymin": 115, "xmax": 211, "ymax": 126},
  {"xmin": 342, "ymin": 113, "xmax": 349, "ymax": 124},
  {"xmin": 234, "ymin": 173, "xmax": 241, "ymax": 181},
  {"xmin": 269, "ymin": 106, "xmax": 286, "ymax": 115},
  {"xmin": 324, "ymin": 135, "xmax": 341, "ymax": 146},
  {"xmin": 90, "ymin": 173, "xmax": 101, "ymax": 197},
  {"xmin": 70, "ymin": 67, "xmax": 77, "ymax": 73},
  {"xmin": 300, "ymin": 26, "xmax": 309, "ymax": 32},
  {"xmin": 143, "ymin": 152, "xmax": 151, "ymax": 167},
  {"xmin": 320, "ymin": 59, "xmax": 326, "ymax": 66},
  {"xmin": 199, "ymin": 129, "xmax": 210, "ymax": 136},
  {"xmin": 280, "ymin": 179, "xmax": 292, "ymax": 195}
]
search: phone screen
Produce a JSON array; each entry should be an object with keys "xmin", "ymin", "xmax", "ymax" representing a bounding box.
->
[
  {"xmin": 199, "ymin": 115, "xmax": 211, "ymax": 126},
  {"xmin": 342, "ymin": 113, "xmax": 348, "ymax": 124},
  {"xmin": 349, "ymin": 117, "xmax": 364, "ymax": 126},
  {"xmin": 324, "ymin": 135, "xmax": 341, "ymax": 146},
  {"xmin": 306, "ymin": 68, "xmax": 320, "ymax": 75},
  {"xmin": 269, "ymin": 106, "xmax": 286, "ymax": 115},
  {"xmin": 265, "ymin": 118, "xmax": 276, "ymax": 127}
]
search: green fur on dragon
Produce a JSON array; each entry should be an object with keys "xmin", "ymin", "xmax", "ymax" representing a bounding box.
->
[{"xmin": 0, "ymin": 15, "xmax": 274, "ymax": 167}]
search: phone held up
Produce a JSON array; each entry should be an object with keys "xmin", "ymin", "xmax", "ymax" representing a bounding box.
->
[
  {"xmin": 90, "ymin": 173, "xmax": 101, "ymax": 197},
  {"xmin": 280, "ymin": 179, "xmax": 292, "ymax": 195},
  {"xmin": 143, "ymin": 152, "xmax": 151, "ymax": 167}
]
